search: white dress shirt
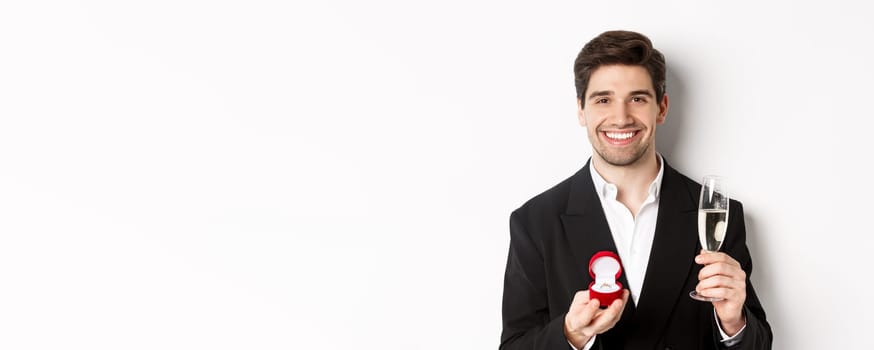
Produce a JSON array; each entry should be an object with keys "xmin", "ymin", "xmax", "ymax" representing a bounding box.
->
[
  {"xmin": 572, "ymin": 155, "xmax": 744, "ymax": 350},
  {"xmin": 589, "ymin": 156, "xmax": 663, "ymax": 305}
]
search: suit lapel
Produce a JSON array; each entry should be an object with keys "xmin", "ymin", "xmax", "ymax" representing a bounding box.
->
[{"xmin": 628, "ymin": 163, "xmax": 700, "ymax": 347}]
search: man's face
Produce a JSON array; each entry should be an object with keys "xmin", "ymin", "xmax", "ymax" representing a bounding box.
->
[{"xmin": 577, "ymin": 64, "xmax": 668, "ymax": 167}]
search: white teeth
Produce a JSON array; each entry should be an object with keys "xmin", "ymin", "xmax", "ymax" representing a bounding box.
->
[{"xmin": 605, "ymin": 131, "xmax": 634, "ymax": 140}]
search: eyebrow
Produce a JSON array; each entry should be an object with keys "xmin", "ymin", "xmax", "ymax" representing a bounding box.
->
[
  {"xmin": 587, "ymin": 89, "xmax": 654, "ymax": 100},
  {"xmin": 629, "ymin": 90, "xmax": 654, "ymax": 97},
  {"xmin": 586, "ymin": 90, "xmax": 613, "ymax": 100}
]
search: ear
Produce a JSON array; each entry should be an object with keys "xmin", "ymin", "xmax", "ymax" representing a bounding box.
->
[
  {"xmin": 656, "ymin": 93, "xmax": 669, "ymax": 124},
  {"xmin": 577, "ymin": 98, "xmax": 586, "ymax": 127}
]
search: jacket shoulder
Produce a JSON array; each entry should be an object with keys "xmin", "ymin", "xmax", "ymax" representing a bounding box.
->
[{"xmin": 512, "ymin": 168, "xmax": 582, "ymax": 219}]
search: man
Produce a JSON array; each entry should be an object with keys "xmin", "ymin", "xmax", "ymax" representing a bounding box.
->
[{"xmin": 499, "ymin": 31, "xmax": 772, "ymax": 349}]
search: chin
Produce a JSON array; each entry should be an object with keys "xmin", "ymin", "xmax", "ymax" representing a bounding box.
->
[{"xmin": 596, "ymin": 149, "xmax": 649, "ymax": 167}]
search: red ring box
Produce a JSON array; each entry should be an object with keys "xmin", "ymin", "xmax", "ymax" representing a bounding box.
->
[{"xmin": 588, "ymin": 251, "xmax": 623, "ymax": 307}]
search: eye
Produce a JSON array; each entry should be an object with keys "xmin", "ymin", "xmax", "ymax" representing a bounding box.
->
[
  {"xmin": 595, "ymin": 98, "xmax": 609, "ymax": 104},
  {"xmin": 631, "ymin": 96, "xmax": 648, "ymax": 103}
]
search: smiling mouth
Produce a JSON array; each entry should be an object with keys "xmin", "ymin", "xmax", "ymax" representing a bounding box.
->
[
  {"xmin": 604, "ymin": 131, "xmax": 636, "ymax": 140},
  {"xmin": 602, "ymin": 130, "xmax": 640, "ymax": 145}
]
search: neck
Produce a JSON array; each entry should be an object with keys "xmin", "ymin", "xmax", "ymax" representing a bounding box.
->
[
  {"xmin": 593, "ymin": 151, "xmax": 660, "ymax": 185},
  {"xmin": 591, "ymin": 151, "xmax": 661, "ymax": 215}
]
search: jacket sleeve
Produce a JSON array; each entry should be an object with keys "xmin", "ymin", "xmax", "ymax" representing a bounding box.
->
[
  {"xmin": 714, "ymin": 202, "xmax": 773, "ymax": 349},
  {"xmin": 500, "ymin": 210, "xmax": 576, "ymax": 350}
]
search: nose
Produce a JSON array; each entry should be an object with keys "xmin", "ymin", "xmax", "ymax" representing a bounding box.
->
[{"xmin": 606, "ymin": 102, "xmax": 634, "ymax": 127}]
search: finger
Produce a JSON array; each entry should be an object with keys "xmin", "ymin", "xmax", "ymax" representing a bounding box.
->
[
  {"xmin": 695, "ymin": 251, "xmax": 740, "ymax": 267},
  {"xmin": 695, "ymin": 286, "xmax": 728, "ymax": 300},
  {"xmin": 590, "ymin": 291, "xmax": 629, "ymax": 326},
  {"xmin": 696, "ymin": 286, "xmax": 745, "ymax": 302},
  {"xmin": 698, "ymin": 262, "xmax": 746, "ymax": 281},
  {"xmin": 606, "ymin": 294, "xmax": 626, "ymax": 316},
  {"xmin": 696, "ymin": 273, "xmax": 746, "ymax": 298},
  {"xmin": 570, "ymin": 290, "xmax": 592, "ymax": 307},
  {"xmin": 597, "ymin": 290, "xmax": 629, "ymax": 318},
  {"xmin": 696, "ymin": 275, "xmax": 743, "ymax": 291},
  {"xmin": 695, "ymin": 251, "xmax": 739, "ymax": 265},
  {"xmin": 578, "ymin": 298, "xmax": 600, "ymax": 322},
  {"xmin": 568, "ymin": 295, "xmax": 601, "ymax": 329},
  {"xmin": 587, "ymin": 298, "xmax": 625, "ymax": 333}
]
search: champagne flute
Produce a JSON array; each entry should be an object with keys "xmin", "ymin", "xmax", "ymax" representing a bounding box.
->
[{"xmin": 689, "ymin": 175, "xmax": 729, "ymax": 302}]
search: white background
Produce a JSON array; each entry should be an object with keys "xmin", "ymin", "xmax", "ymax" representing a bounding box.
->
[{"xmin": 1, "ymin": 1, "xmax": 872, "ymax": 349}]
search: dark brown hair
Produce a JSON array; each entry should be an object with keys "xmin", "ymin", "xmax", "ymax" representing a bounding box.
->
[{"xmin": 573, "ymin": 30, "xmax": 666, "ymax": 107}]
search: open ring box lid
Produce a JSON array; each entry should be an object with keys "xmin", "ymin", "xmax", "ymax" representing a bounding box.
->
[{"xmin": 588, "ymin": 251, "xmax": 623, "ymax": 307}]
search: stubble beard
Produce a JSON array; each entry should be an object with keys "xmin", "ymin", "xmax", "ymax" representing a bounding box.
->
[{"xmin": 592, "ymin": 135, "xmax": 652, "ymax": 167}]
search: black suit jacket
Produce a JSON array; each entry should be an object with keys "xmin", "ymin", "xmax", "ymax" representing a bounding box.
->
[{"xmin": 500, "ymin": 160, "xmax": 772, "ymax": 350}]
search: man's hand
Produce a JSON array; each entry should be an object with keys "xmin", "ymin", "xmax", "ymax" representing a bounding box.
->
[
  {"xmin": 695, "ymin": 250, "xmax": 746, "ymax": 335},
  {"xmin": 564, "ymin": 289, "xmax": 629, "ymax": 349}
]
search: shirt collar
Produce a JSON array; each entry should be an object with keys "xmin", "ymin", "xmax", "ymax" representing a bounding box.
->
[{"xmin": 589, "ymin": 154, "xmax": 665, "ymax": 201}]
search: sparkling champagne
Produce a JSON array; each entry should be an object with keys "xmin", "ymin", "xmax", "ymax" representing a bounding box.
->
[
  {"xmin": 690, "ymin": 175, "xmax": 729, "ymax": 302},
  {"xmin": 698, "ymin": 209, "xmax": 727, "ymax": 252}
]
